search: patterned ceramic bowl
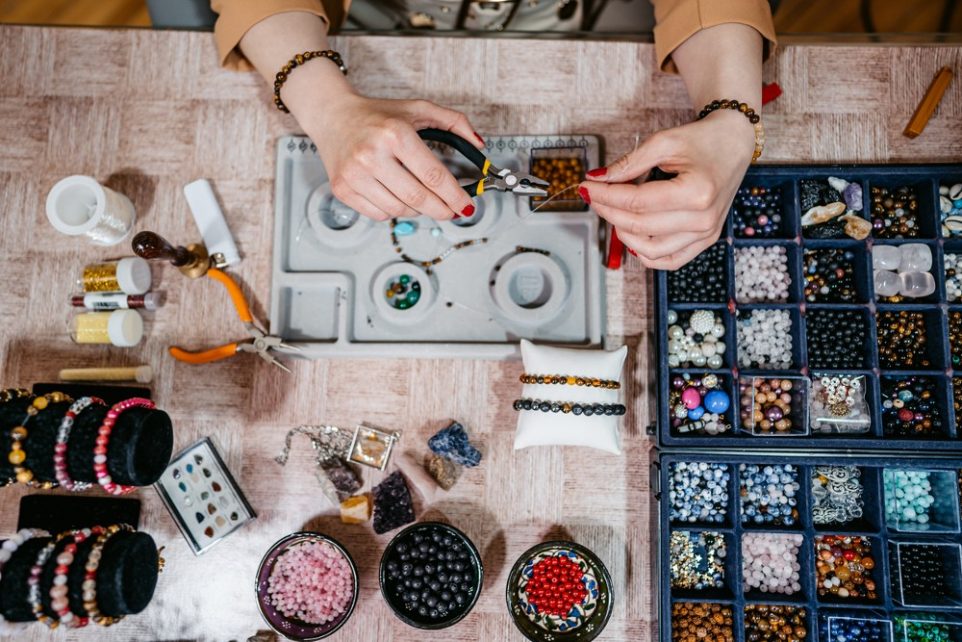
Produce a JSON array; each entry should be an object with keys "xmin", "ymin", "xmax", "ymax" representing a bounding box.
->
[
  {"xmin": 255, "ymin": 532, "xmax": 359, "ymax": 641},
  {"xmin": 506, "ymin": 540, "xmax": 613, "ymax": 642}
]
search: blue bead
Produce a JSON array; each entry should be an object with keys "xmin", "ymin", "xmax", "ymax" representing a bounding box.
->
[
  {"xmin": 704, "ymin": 390, "xmax": 730, "ymax": 413},
  {"xmin": 394, "ymin": 221, "xmax": 416, "ymax": 236},
  {"xmin": 687, "ymin": 405, "xmax": 705, "ymax": 420}
]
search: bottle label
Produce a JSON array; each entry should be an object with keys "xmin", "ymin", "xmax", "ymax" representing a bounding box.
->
[{"xmin": 84, "ymin": 293, "xmax": 129, "ymax": 310}]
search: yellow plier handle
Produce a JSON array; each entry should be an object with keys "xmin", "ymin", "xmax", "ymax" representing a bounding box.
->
[{"xmin": 168, "ymin": 268, "xmax": 253, "ymax": 364}]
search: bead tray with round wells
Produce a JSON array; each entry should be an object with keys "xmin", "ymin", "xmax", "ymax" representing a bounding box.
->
[
  {"xmin": 655, "ymin": 164, "xmax": 962, "ymax": 450},
  {"xmin": 655, "ymin": 453, "xmax": 962, "ymax": 642},
  {"xmin": 270, "ymin": 135, "xmax": 605, "ymax": 359}
]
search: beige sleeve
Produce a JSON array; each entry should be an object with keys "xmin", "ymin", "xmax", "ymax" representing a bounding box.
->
[
  {"xmin": 650, "ymin": 0, "xmax": 777, "ymax": 73},
  {"xmin": 211, "ymin": 0, "xmax": 350, "ymax": 69}
]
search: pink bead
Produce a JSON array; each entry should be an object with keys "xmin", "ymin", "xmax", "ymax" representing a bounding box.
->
[{"xmin": 681, "ymin": 387, "xmax": 701, "ymax": 410}]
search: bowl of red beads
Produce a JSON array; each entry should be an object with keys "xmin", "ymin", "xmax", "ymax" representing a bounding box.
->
[
  {"xmin": 506, "ymin": 541, "xmax": 613, "ymax": 641},
  {"xmin": 255, "ymin": 532, "xmax": 358, "ymax": 641}
]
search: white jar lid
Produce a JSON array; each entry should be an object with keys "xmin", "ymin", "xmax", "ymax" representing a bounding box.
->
[
  {"xmin": 107, "ymin": 309, "xmax": 144, "ymax": 347},
  {"xmin": 116, "ymin": 257, "xmax": 152, "ymax": 295}
]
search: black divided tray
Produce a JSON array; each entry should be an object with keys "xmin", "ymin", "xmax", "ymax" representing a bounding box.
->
[
  {"xmin": 655, "ymin": 452, "xmax": 962, "ymax": 642},
  {"xmin": 655, "ymin": 164, "xmax": 962, "ymax": 451}
]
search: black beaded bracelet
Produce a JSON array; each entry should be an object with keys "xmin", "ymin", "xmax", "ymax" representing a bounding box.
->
[
  {"xmin": 697, "ymin": 99, "xmax": 765, "ymax": 162},
  {"xmin": 512, "ymin": 398, "xmax": 626, "ymax": 416},
  {"xmin": 273, "ymin": 50, "xmax": 347, "ymax": 114}
]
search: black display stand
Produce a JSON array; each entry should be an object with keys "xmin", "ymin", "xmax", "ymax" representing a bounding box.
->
[
  {"xmin": 17, "ymin": 495, "xmax": 141, "ymax": 534},
  {"xmin": 0, "ymin": 389, "xmax": 173, "ymax": 488},
  {"xmin": 33, "ymin": 383, "xmax": 152, "ymax": 405}
]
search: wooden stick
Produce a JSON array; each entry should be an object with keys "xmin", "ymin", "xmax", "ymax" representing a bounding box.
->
[
  {"xmin": 59, "ymin": 365, "xmax": 153, "ymax": 383},
  {"xmin": 903, "ymin": 67, "xmax": 954, "ymax": 139}
]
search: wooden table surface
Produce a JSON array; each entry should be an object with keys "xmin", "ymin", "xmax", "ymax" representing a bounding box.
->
[{"xmin": 0, "ymin": 25, "xmax": 960, "ymax": 642}]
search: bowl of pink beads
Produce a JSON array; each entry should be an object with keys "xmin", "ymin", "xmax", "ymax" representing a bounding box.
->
[{"xmin": 255, "ymin": 532, "xmax": 359, "ymax": 640}]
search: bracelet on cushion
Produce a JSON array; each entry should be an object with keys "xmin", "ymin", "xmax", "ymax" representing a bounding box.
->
[
  {"xmin": 697, "ymin": 99, "xmax": 765, "ymax": 163},
  {"xmin": 94, "ymin": 398, "xmax": 155, "ymax": 495},
  {"xmin": 0, "ymin": 388, "xmax": 31, "ymax": 404},
  {"xmin": 273, "ymin": 49, "xmax": 347, "ymax": 113},
  {"xmin": 54, "ymin": 397, "xmax": 105, "ymax": 491},
  {"xmin": 28, "ymin": 530, "xmax": 74, "ymax": 628},
  {"xmin": 82, "ymin": 524, "xmax": 134, "ymax": 626},
  {"xmin": 9, "ymin": 392, "xmax": 71, "ymax": 486},
  {"xmin": 512, "ymin": 398, "xmax": 626, "ymax": 416},
  {"xmin": 49, "ymin": 526, "xmax": 105, "ymax": 628},
  {"xmin": 520, "ymin": 373, "xmax": 621, "ymax": 389}
]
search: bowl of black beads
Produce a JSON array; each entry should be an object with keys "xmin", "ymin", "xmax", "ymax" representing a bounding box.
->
[{"xmin": 379, "ymin": 521, "xmax": 483, "ymax": 629}]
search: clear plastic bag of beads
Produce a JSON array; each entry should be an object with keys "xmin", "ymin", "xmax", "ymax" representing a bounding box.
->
[
  {"xmin": 738, "ymin": 376, "xmax": 809, "ymax": 436},
  {"xmin": 809, "ymin": 374, "xmax": 871, "ymax": 434}
]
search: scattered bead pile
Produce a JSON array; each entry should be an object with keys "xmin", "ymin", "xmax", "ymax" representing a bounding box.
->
[
  {"xmin": 883, "ymin": 469, "xmax": 938, "ymax": 529},
  {"xmin": 743, "ymin": 605, "xmax": 808, "ymax": 642},
  {"xmin": 737, "ymin": 309, "xmax": 793, "ymax": 369},
  {"xmin": 734, "ymin": 245, "xmax": 791, "ymax": 303},
  {"xmin": 877, "ymin": 311, "xmax": 932, "ymax": 369},
  {"xmin": 666, "ymin": 309, "xmax": 727, "ymax": 369},
  {"xmin": 882, "ymin": 376, "xmax": 944, "ymax": 437},
  {"xmin": 809, "ymin": 375, "xmax": 871, "ymax": 434},
  {"xmin": 732, "ymin": 185, "xmax": 785, "ymax": 238},
  {"xmin": 669, "ymin": 531, "xmax": 727, "ymax": 590},
  {"xmin": 939, "ymin": 181, "xmax": 962, "ymax": 237},
  {"xmin": 385, "ymin": 274, "xmax": 421, "ymax": 310},
  {"xmin": 741, "ymin": 533, "xmax": 803, "ymax": 594},
  {"xmin": 739, "ymin": 377, "xmax": 805, "ymax": 435},
  {"xmin": 803, "ymin": 248, "xmax": 858, "ymax": 303},
  {"xmin": 814, "ymin": 535, "xmax": 877, "ymax": 600},
  {"xmin": 811, "ymin": 466, "xmax": 864, "ymax": 525},
  {"xmin": 946, "ymin": 253, "xmax": 962, "ymax": 302},
  {"xmin": 892, "ymin": 543, "xmax": 953, "ymax": 605},
  {"xmin": 898, "ymin": 618, "xmax": 954, "ymax": 642},
  {"xmin": 739, "ymin": 464, "xmax": 799, "ymax": 526},
  {"xmin": 805, "ymin": 310, "xmax": 868, "ymax": 369},
  {"xmin": 822, "ymin": 616, "xmax": 890, "ymax": 642},
  {"xmin": 672, "ymin": 603, "xmax": 733, "ymax": 641},
  {"xmin": 667, "ymin": 243, "xmax": 728, "ymax": 303},
  {"xmin": 266, "ymin": 540, "xmax": 354, "ymax": 625},
  {"xmin": 669, "ymin": 374, "xmax": 731, "ymax": 436},
  {"xmin": 669, "ymin": 462, "xmax": 730, "ymax": 525},
  {"xmin": 870, "ymin": 184, "xmax": 920, "ymax": 238}
]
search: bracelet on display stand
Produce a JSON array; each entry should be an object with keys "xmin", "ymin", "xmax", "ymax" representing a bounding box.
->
[{"xmin": 94, "ymin": 398, "xmax": 156, "ymax": 495}]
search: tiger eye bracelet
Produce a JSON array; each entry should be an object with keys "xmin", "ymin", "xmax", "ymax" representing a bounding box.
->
[
  {"xmin": 9, "ymin": 392, "xmax": 71, "ymax": 486},
  {"xmin": 520, "ymin": 373, "xmax": 620, "ymax": 389},
  {"xmin": 697, "ymin": 99, "xmax": 765, "ymax": 163},
  {"xmin": 82, "ymin": 523, "xmax": 134, "ymax": 626},
  {"xmin": 0, "ymin": 388, "xmax": 31, "ymax": 404},
  {"xmin": 273, "ymin": 50, "xmax": 347, "ymax": 113}
]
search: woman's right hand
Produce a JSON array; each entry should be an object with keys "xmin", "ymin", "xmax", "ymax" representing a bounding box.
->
[{"xmin": 302, "ymin": 93, "xmax": 484, "ymax": 221}]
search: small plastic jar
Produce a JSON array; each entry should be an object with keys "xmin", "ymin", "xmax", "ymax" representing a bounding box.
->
[
  {"xmin": 70, "ymin": 310, "xmax": 144, "ymax": 347},
  {"xmin": 79, "ymin": 257, "xmax": 152, "ymax": 295}
]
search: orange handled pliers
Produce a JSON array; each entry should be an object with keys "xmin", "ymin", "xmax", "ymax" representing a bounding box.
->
[{"xmin": 169, "ymin": 268, "xmax": 299, "ymax": 373}]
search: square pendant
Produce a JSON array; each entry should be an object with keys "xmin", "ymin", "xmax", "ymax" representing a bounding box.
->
[{"xmin": 347, "ymin": 424, "xmax": 400, "ymax": 470}]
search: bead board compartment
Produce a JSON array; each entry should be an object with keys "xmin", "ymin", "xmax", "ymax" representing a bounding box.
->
[
  {"xmin": 271, "ymin": 136, "xmax": 606, "ymax": 360},
  {"xmin": 655, "ymin": 164, "xmax": 962, "ymax": 450},
  {"xmin": 153, "ymin": 436, "xmax": 256, "ymax": 555},
  {"xmin": 655, "ymin": 453, "xmax": 962, "ymax": 642}
]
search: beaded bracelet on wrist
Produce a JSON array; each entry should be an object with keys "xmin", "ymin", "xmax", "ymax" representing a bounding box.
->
[
  {"xmin": 697, "ymin": 99, "xmax": 765, "ymax": 163},
  {"xmin": 9, "ymin": 392, "xmax": 71, "ymax": 487},
  {"xmin": 512, "ymin": 398, "xmax": 626, "ymax": 416},
  {"xmin": 50, "ymin": 526, "xmax": 104, "ymax": 628},
  {"xmin": 54, "ymin": 397, "xmax": 104, "ymax": 492},
  {"xmin": 273, "ymin": 50, "xmax": 347, "ymax": 114},
  {"xmin": 82, "ymin": 523, "xmax": 134, "ymax": 626},
  {"xmin": 28, "ymin": 530, "xmax": 74, "ymax": 629},
  {"xmin": 94, "ymin": 398, "xmax": 155, "ymax": 495},
  {"xmin": 520, "ymin": 374, "xmax": 620, "ymax": 389}
]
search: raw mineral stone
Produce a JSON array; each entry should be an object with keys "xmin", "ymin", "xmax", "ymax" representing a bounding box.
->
[
  {"xmin": 321, "ymin": 457, "xmax": 362, "ymax": 500},
  {"xmin": 428, "ymin": 422, "xmax": 482, "ymax": 468},
  {"xmin": 800, "ymin": 180, "xmax": 841, "ymax": 212},
  {"xmin": 425, "ymin": 453, "xmax": 460, "ymax": 490},
  {"xmin": 372, "ymin": 471, "xmax": 415, "ymax": 534},
  {"xmin": 340, "ymin": 494, "xmax": 372, "ymax": 524},
  {"xmin": 843, "ymin": 183, "xmax": 863, "ymax": 211}
]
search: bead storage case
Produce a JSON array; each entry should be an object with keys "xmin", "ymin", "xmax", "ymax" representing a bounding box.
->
[
  {"xmin": 655, "ymin": 165, "xmax": 962, "ymax": 450},
  {"xmin": 154, "ymin": 437, "xmax": 256, "ymax": 555},
  {"xmin": 271, "ymin": 136, "xmax": 605, "ymax": 360},
  {"xmin": 655, "ymin": 453, "xmax": 962, "ymax": 642}
]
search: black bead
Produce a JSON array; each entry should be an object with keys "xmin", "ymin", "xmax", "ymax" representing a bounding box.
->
[{"xmin": 572, "ymin": 405, "xmax": 583, "ymax": 415}]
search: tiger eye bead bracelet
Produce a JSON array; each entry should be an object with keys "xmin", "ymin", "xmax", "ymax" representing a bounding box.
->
[
  {"xmin": 8, "ymin": 391, "xmax": 71, "ymax": 486},
  {"xmin": 519, "ymin": 373, "xmax": 620, "ymax": 389}
]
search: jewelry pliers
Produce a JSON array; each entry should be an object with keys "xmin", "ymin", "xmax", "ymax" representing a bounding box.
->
[
  {"xmin": 418, "ymin": 129, "xmax": 550, "ymax": 198},
  {"xmin": 169, "ymin": 268, "xmax": 299, "ymax": 373}
]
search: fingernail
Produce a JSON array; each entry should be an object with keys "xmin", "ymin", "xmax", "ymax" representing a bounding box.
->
[
  {"xmin": 578, "ymin": 186, "xmax": 591, "ymax": 205},
  {"xmin": 452, "ymin": 213, "xmax": 461, "ymax": 219},
  {"xmin": 473, "ymin": 132, "xmax": 485, "ymax": 145},
  {"xmin": 587, "ymin": 167, "xmax": 607, "ymax": 178},
  {"xmin": 461, "ymin": 204, "xmax": 475, "ymax": 217},
  {"xmin": 627, "ymin": 248, "xmax": 638, "ymax": 257}
]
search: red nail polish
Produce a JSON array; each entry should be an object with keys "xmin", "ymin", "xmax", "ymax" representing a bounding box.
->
[
  {"xmin": 627, "ymin": 248, "xmax": 638, "ymax": 257},
  {"xmin": 578, "ymin": 186, "xmax": 591, "ymax": 205},
  {"xmin": 461, "ymin": 204, "xmax": 475, "ymax": 217},
  {"xmin": 473, "ymin": 132, "xmax": 485, "ymax": 145},
  {"xmin": 587, "ymin": 167, "xmax": 607, "ymax": 178}
]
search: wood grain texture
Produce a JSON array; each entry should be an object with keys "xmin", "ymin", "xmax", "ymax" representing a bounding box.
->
[{"xmin": 0, "ymin": 25, "xmax": 960, "ymax": 641}]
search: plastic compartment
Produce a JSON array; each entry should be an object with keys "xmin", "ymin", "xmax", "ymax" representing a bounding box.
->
[
  {"xmin": 736, "ymin": 305, "xmax": 803, "ymax": 371},
  {"xmin": 872, "ymin": 241, "xmax": 940, "ymax": 305},
  {"xmin": 808, "ymin": 373, "xmax": 873, "ymax": 435},
  {"xmin": 667, "ymin": 371, "xmax": 736, "ymax": 438},
  {"xmin": 730, "ymin": 176, "xmax": 797, "ymax": 239},
  {"xmin": 895, "ymin": 615, "xmax": 962, "ymax": 642},
  {"xmin": 811, "ymin": 465, "xmax": 879, "ymax": 533},
  {"xmin": 527, "ymin": 145, "xmax": 588, "ymax": 212},
  {"xmin": 669, "ymin": 530, "xmax": 736, "ymax": 601},
  {"xmin": 866, "ymin": 178, "xmax": 940, "ymax": 240},
  {"xmin": 823, "ymin": 612, "xmax": 894, "ymax": 642},
  {"xmin": 737, "ymin": 376, "xmax": 809, "ymax": 436},
  {"xmin": 802, "ymin": 243, "xmax": 873, "ymax": 304},
  {"xmin": 890, "ymin": 542, "xmax": 962, "ymax": 608},
  {"xmin": 799, "ymin": 174, "xmax": 869, "ymax": 241},
  {"xmin": 805, "ymin": 306, "xmax": 873, "ymax": 370},
  {"xmin": 732, "ymin": 241, "xmax": 803, "ymax": 304},
  {"xmin": 879, "ymin": 374, "xmax": 954, "ymax": 439},
  {"xmin": 883, "ymin": 468, "xmax": 962, "ymax": 533}
]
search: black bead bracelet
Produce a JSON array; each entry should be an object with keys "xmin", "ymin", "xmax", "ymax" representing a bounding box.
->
[
  {"xmin": 512, "ymin": 398, "xmax": 626, "ymax": 416},
  {"xmin": 273, "ymin": 50, "xmax": 347, "ymax": 114}
]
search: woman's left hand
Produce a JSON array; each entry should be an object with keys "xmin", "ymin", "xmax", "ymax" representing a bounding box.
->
[{"xmin": 579, "ymin": 109, "xmax": 755, "ymax": 270}]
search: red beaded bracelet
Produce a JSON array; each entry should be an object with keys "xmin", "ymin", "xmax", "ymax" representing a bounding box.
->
[
  {"xmin": 49, "ymin": 526, "xmax": 104, "ymax": 628},
  {"xmin": 94, "ymin": 398, "xmax": 155, "ymax": 495},
  {"xmin": 54, "ymin": 396, "xmax": 104, "ymax": 491}
]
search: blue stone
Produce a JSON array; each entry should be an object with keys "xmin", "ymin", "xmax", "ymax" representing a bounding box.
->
[
  {"xmin": 395, "ymin": 221, "xmax": 416, "ymax": 236},
  {"xmin": 687, "ymin": 405, "xmax": 706, "ymax": 421},
  {"xmin": 428, "ymin": 422, "xmax": 482, "ymax": 467},
  {"xmin": 704, "ymin": 390, "xmax": 730, "ymax": 414}
]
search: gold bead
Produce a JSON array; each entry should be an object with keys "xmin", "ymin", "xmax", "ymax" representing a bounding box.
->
[
  {"xmin": 32, "ymin": 396, "xmax": 48, "ymax": 410},
  {"xmin": 11, "ymin": 426, "xmax": 27, "ymax": 439},
  {"xmin": 8, "ymin": 449, "xmax": 24, "ymax": 465},
  {"xmin": 16, "ymin": 469, "xmax": 33, "ymax": 483}
]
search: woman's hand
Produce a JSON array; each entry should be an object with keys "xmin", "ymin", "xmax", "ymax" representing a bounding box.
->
[
  {"xmin": 302, "ymin": 93, "xmax": 484, "ymax": 221},
  {"xmin": 580, "ymin": 109, "xmax": 755, "ymax": 270}
]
